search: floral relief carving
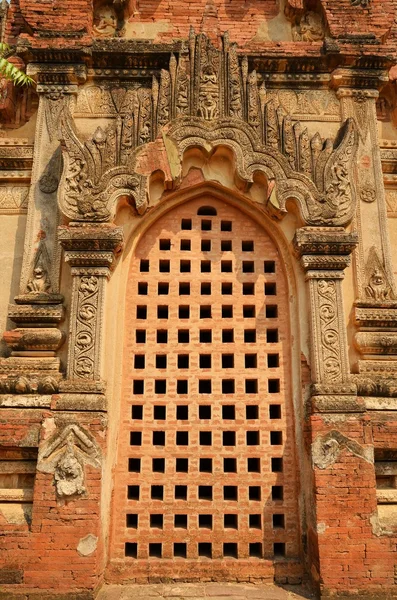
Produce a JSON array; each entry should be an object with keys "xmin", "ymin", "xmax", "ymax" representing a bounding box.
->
[
  {"xmin": 74, "ymin": 275, "xmax": 99, "ymax": 380},
  {"xmin": 317, "ymin": 280, "xmax": 342, "ymax": 383}
]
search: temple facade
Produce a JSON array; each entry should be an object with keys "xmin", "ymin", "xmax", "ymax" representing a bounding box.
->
[{"xmin": 0, "ymin": 0, "xmax": 397, "ymax": 598}]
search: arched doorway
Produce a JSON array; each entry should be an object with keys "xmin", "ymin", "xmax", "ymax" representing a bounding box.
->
[{"xmin": 109, "ymin": 193, "xmax": 302, "ymax": 581}]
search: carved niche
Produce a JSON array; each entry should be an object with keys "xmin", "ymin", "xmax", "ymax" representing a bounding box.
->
[
  {"xmin": 364, "ymin": 246, "xmax": 396, "ymax": 302},
  {"xmin": 59, "ymin": 31, "xmax": 358, "ymax": 227}
]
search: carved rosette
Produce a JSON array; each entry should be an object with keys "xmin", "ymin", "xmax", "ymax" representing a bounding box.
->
[
  {"xmin": 294, "ymin": 227, "xmax": 358, "ymax": 392},
  {"xmin": 59, "ymin": 225, "xmax": 123, "ymax": 384}
]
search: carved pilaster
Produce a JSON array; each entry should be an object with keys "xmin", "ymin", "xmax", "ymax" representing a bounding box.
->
[
  {"xmin": 58, "ymin": 224, "xmax": 123, "ymax": 389},
  {"xmin": 294, "ymin": 227, "xmax": 358, "ymax": 410}
]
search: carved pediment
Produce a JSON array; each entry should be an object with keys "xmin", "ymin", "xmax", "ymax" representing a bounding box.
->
[{"xmin": 58, "ymin": 31, "xmax": 358, "ymax": 226}]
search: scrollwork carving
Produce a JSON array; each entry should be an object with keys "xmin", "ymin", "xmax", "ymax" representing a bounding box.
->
[
  {"xmin": 73, "ymin": 275, "xmax": 99, "ymax": 380},
  {"xmin": 317, "ymin": 280, "xmax": 342, "ymax": 383}
]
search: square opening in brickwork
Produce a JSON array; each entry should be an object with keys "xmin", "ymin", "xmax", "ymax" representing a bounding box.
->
[
  {"xmin": 159, "ymin": 261, "xmax": 170, "ymax": 273},
  {"xmin": 272, "ymin": 486, "xmax": 283, "ymax": 501},
  {"xmin": 199, "ymin": 405, "xmax": 212, "ymax": 419},
  {"xmin": 221, "ymin": 240, "xmax": 232, "ymax": 251},
  {"xmin": 270, "ymin": 431, "xmax": 283, "ymax": 445},
  {"xmin": 222, "ymin": 282, "xmax": 233, "ymax": 295},
  {"xmin": 157, "ymin": 306, "xmax": 168, "ymax": 319},
  {"xmin": 274, "ymin": 543, "xmax": 286, "ymax": 557},
  {"xmin": 199, "ymin": 485, "xmax": 213, "ymax": 500},
  {"xmin": 246, "ymin": 405, "xmax": 259, "ymax": 419},
  {"xmin": 179, "ymin": 305, "xmax": 190, "ymax": 319},
  {"xmin": 250, "ymin": 543, "xmax": 263, "ymax": 558},
  {"xmin": 128, "ymin": 458, "xmax": 141, "ymax": 473},
  {"xmin": 249, "ymin": 486, "xmax": 261, "ymax": 501},
  {"xmin": 243, "ymin": 305, "xmax": 256, "ymax": 318},
  {"xmin": 247, "ymin": 431, "xmax": 260, "ymax": 445},
  {"xmin": 265, "ymin": 282, "xmax": 277, "ymax": 296},
  {"xmin": 138, "ymin": 282, "xmax": 148, "ymax": 295},
  {"xmin": 134, "ymin": 355, "xmax": 145, "ymax": 369},
  {"xmin": 222, "ymin": 329, "xmax": 234, "ymax": 343},
  {"xmin": 224, "ymin": 514, "xmax": 238, "ymax": 529},
  {"xmin": 269, "ymin": 404, "xmax": 282, "ymax": 419},
  {"xmin": 180, "ymin": 260, "xmax": 191, "ymax": 273},
  {"xmin": 150, "ymin": 514, "xmax": 164, "ymax": 529},
  {"xmin": 200, "ymin": 458, "xmax": 213, "ymax": 473},
  {"xmin": 136, "ymin": 329, "xmax": 146, "ymax": 343},
  {"xmin": 176, "ymin": 405, "xmax": 189, "ymax": 420},
  {"xmin": 175, "ymin": 514, "xmax": 188, "ymax": 528},
  {"xmin": 130, "ymin": 432, "xmax": 142, "ymax": 446},
  {"xmin": 242, "ymin": 261, "xmax": 255, "ymax": 273},
  {"xmin": 264, "ymin": 261, "xmax": 276, "ymax": 273},
  {"xmin": 247, "ymin": 458, "xmax": 260, "ymax": 473},
  {"xmin": 202, "ymin": 239, "xmax": 211, "ymax": 251},
  {"xmin": 199, "ymin": 354, "xmax": 212, "ymax": 368},
  {"xmin": 176, "ymin": 431, "xmax": 189, "ymax": 446},
  {"xmin": 224, "ymin": 486, "xmax": 238, "ymax": 501},
  {"xmin": 223, "ymin": 543, "xmax": 238, "ymax": 558},
  {"xmin": 177, "ymin": 380, "xmax": 188, "ymax": 394},
  {"xmin": 266, "ymin": 306, "xmax": 278, "ymax": 321},
  {"xmin": 153, "ymin": 458, "xmax": 165, "ymax": 473},
  {"xmin": 245, "ymin": 379, "xmax": 258, "ymax": 394},
  {"xmin": 127, "ymin": 485, "xmax": 140, "ymax": 500},
  {"xmin": 200, "ymin": 329, "xmax": 212, "ymax": 343},
  {"xmin": 157, "ymin": 282, "xmax": 170, "ymax": 296},
  {"xmin": 181, "ymin": 218, "xmax": 192, "ymax": 230},
  {"xmin": 267, "ymin": 354, "xmax": 279, "ymax": 368},
  {"xmin": 155, "ymin": 380, "xmax": 167, "ymax": 394},
  {"xmin": 268, "ymin": 379, "xmax": 280, "ymax": 393},
  {"xmin": 249, "ymin": 514, "xmax": 261, "ymax": 529},
  {"xmin": 273, "ymin": 514, "xmax": 285, "ymax": 528},
  {"xmin": 140, "ymin": 259, "xmax": 149, "ymax": 272},
  {"xmin": 222, "ymin": 305, "xmax": 233, "ymax": 318},
  {"xmin": 149, "ymin": 543, "xmax": 162, "ymax": 558},
  {"xmin": 181, "ymin": 239, "xmax": 191, "ymax": 251},
  {"xmin": 125, "ymin": 543, "xmax": 137, "ymax": 558},
  {"xmin": 200, "ymin": 431, "xmax": 212, "ymax": 446},
  {"xmin": 199, "ymin": 379, "xmax": 212, "ymax": 393},
  {"xmin": 151, "ymin": 485, "xmax": 164, "ymax": 500},
  {"xmin": 126, "ymin": 514, "xmax": 138, "ymax": 528},
  {"xmin": 242, "ymin": 241, "xmax": 254, "ymax": 251},
  {"xmin": 175, "ymin": 485, "xmax": 188, "ymax": 500},
  {"xmin": 136, "ymin": 305, "xmax": 147, "ymax": 319},
  {"xmin": 221, "ymin": 260, "xmax": 233, "ymax": 273},
  {"xmin": 223, "ymin": 431, "xmax": 236, "ymax": 446},
  {"xmin": 154, "ymin": 406, "xmax": 166, "ymax": 420},
  {"xmin": 178, "ymin": 355, "xmax": 189, "ymax": 369},
  {"xmin": 176, "ymin": 458, "xmax": 189, "ymax": 473},
  {"xmin": 221, "ymin": 220, "xmax": 232, "ymax": 231},
  {"xmin": 157, "ymin": 329, "xmax": 168, "ymax": 343},
  {"xmin": 224, "ymin": 458, "xmax": 237, "ymax": 472},
  {"xmin": 131, "ymin": 405, "xmax": 143, "ymax": 420},
  {"xmin": 179, "ymin": 282, "xmax": 190, "ymax": 295},
  {"xmin": 243, "ymin": 282, "xmax": 255, "ymax": 295},
  {"xmin": 133, "ymin": 380, "xmax": 144, "ymax": 395},
  {"xmin": 178, "ymin": 329, "xmax": 190, "ymax": 343},
  {"xmin": 244, "ymin": 329, "xmax": 256, "ymax": 343},
  {"xmin": 201, "ymin": 282, "xmax": 212, "ymax": 295},
  {"xmin": 245, "ymin": 354, "xmax": 257, "ymax": 368},
  {"xmin": 160, "ymin": 239, "xmax": 171, "ymax": 250},
  {"xmin": 153, "ymin": 431, "xmax": 165, "ymax": 446},
  {"xmin": 197, "ymin": 542, "xmax": 212, "ymax": 559},
  {"xmin": 267, "ymin": 329, "xmax": 279, "ymax": 343},
  {"xmin": 222, "ymin": 379, "xmax": 235, "ymax": 394},
  {"xmin": 201, "ymin": 260, "xmax": 211, "ymax": 273},
  {"xmin": 222, "ymin": 354, "xmax": 234, "ymax": 368},
  {"xmin": 222, "ymin": 405, "xmax": 235, "ymax": 420},
  {"xmin": 199, "ymin": 514, "xmax": 213, "ymax": 529},
  {"xmin": 201, "ymin": 219, "xmax": 212, "ymax": 231},
  {"xmin": 200, "ymin": 305, "xmax": 212, "ymax": 318},
  {"xmin": 174, "ymin": 543, "xmax": 187, "ymax": 558},
  {"xmin": 272, "ymin": 458, "xmax": 283, "ymax": 473},
  {"xmin": 156, "ymin": 354, "xmax": 167, "ymax": 369}
]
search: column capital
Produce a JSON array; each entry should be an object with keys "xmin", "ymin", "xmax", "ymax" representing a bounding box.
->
[
  {"xmin": 293, "ymin": 227, "xmax": 358, "ymax": 276},
  {"xmin": 59, "ymin": 223, "xmax": 124, "ymax": 269}
]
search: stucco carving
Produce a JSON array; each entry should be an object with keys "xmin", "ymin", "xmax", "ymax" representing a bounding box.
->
[
  {"xmin": 0, "ymin": 186, "xmax": 28, "ymax": 213},
  {"xmin": 312, "ymin": 430, "xmax": 373, "ymax": 470},
  {"xmin": 38, "ymin": 423, "xmax": 101, "ymax": 498},
  {"xmin": 292, "ymin": 11, "xmax": 325, "ymax": 42},
  {"xmin": 59, "ymin": 31, "xmax": 358, "ymax": 226},
  {"xmin": 364, "ymin": 246, "xmax": 395, "ymax": 302}
]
